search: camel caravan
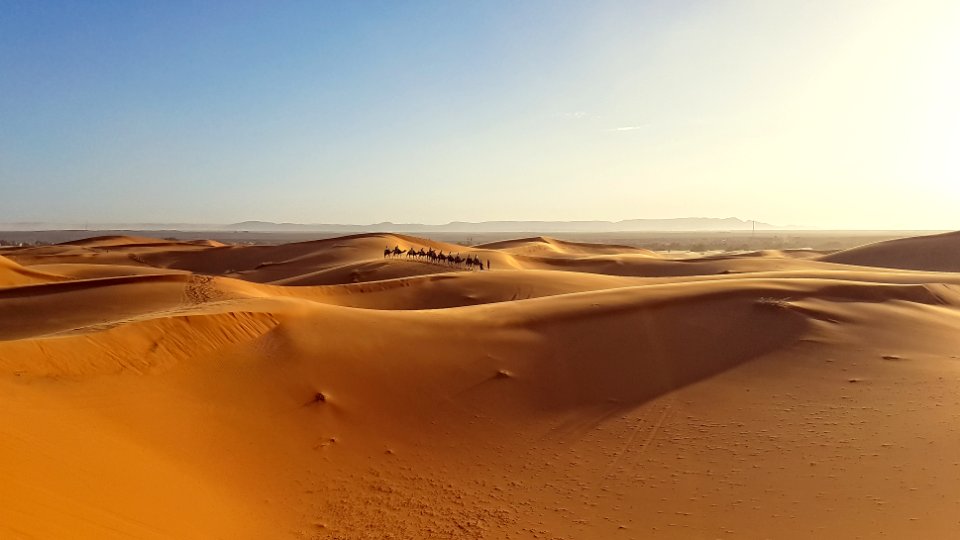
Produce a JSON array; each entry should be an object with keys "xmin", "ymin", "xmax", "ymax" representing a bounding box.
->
[{"xmin": 384, "ymin": 245, "xmax": 491, "ymax": 270}]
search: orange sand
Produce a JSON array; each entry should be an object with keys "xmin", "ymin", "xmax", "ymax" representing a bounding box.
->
[{"xmin": 3, "ymin": 232, "xmax": 960, "ymax": 538}]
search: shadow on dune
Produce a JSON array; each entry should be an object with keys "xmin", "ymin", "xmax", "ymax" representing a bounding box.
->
[
  {"xmin": 257, "ymin": 285, "xmax": 815, "ymax": 444},
  {"xmin": 507, "ymin": 293, "xmax": 808, "ymax": 420}
]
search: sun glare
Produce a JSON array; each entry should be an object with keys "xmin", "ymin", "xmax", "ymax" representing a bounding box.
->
[{"xmin": 898, "ymin": 2, "xmax": 960, "ymax": 195}]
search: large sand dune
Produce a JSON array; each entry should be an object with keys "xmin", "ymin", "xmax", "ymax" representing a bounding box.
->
[
  {"xmin": 3, "ymin": 232, "xmax": 960, "ymax": 538},
  {"xmin": 821, "ymin": 230, "xmax": 960, "ymax": 272},
  {"xmin": 0, "ymin": 254, "xmax": 66, "ymax": 285}
]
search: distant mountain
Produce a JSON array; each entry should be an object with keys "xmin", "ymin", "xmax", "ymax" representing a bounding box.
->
[
  {"xmin": 0, "ymin": 217, "xmax": 789, "ymax": 232},
  {"xmin": 222, "ymin": 217, "xmax": 786, "ymax": 232}
]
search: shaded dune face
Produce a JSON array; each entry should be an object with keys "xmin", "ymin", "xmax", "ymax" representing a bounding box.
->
[{"xmin": 3, "ymin": 232, "xmax": 960, "ymax": 538}]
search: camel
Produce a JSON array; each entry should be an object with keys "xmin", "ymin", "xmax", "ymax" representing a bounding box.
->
[{"xmin": 387, "ymin": 245, "xmax": 484, "ymax": 272}]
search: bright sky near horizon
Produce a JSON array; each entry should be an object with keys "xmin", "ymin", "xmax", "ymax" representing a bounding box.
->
[{"xmin": 1, "ymin": 1, "xmax": 958, "ymax": 229}]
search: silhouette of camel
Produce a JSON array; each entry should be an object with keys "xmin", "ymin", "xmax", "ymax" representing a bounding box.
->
[{"xmin": 384, "ymin": 245, "xmax": 485, "ymax": 272}]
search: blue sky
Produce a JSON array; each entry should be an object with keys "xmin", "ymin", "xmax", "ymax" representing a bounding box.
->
[{"xmin": 1, "ymin": 1, "xmax": 958, "ymax": 228}]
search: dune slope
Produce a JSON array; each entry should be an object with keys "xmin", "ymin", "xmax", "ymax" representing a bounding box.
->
[
  {"xmin": 821, "ymin": 230, "xmax": 960, "ymax": 272},
  {"xmin": 0, "ymin": 254, "xmax": 65, "ymax": 286}
]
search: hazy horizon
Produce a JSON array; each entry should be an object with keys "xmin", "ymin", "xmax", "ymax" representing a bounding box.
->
[
  {"xmin": 0, "ymin": 215, "xmax": 953, "ymax": 233},
  {"xmin": 2, "ymin": 1, "xmax": 958, "ymax": 229}
]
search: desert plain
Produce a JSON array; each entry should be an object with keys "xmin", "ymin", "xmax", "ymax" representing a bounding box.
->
[{"xmin": 3, "ymin": 230, "xmax": 960, "ymax": 539}]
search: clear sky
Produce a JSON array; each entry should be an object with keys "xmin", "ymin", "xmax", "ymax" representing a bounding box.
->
[{"xmin": 1, "ymin": 1, "xmax": 958, "ymax": 229}]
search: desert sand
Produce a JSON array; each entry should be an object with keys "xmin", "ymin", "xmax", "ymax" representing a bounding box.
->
[{"xmin": 3, "ymin": 231, "xmax": 960, "ymax": 539}]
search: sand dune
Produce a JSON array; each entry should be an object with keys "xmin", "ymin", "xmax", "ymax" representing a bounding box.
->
[
  {"xmin": 26, "ymin": 262, "xmax": 189, "ymax": 280},
  {"xmin": 477, "ymin": 236, "xmax": 659, "ymax": 257},
  {"xmin": 821, "ymin": 230, "xmax": 960, "ymax": 271},
  {"xmin": 133, "ymin": 233, "xmax": 511, "ymax": 282},
  {"xmin": 59, "ymin": 235, "xmax": 187, "ymax": 247},
  {"xmin": 0, "ymin": 254, "xmax": 65, "ymax": 286},
  {"xmin": 3, "ymin": 231, "xmax": 960, "ymax": 538}
]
